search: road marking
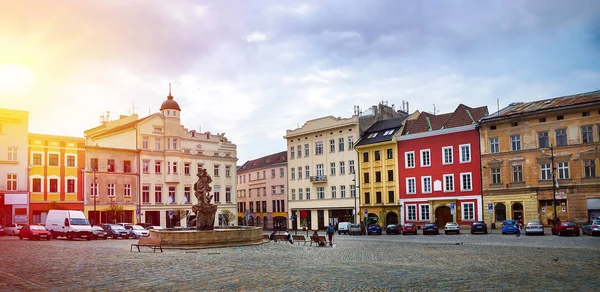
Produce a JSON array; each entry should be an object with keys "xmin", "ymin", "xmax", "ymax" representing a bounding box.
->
[{"xmin": 0, "ymin": 270, "xmax": 47, "ymax": 289}]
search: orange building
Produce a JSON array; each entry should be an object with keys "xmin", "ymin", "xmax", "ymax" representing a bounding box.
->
[{"xmin": 28, "ymin": 134, "xmax": 85, "ymax": 224}]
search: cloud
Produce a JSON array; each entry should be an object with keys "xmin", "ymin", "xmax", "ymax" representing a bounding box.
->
[{"xmin": 245, "ymin": 31, "xmax": 267, "ymax": 43}]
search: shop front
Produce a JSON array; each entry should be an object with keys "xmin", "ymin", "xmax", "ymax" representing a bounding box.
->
[{"xmin": 483, "ymin": 192, "xmax": 538, "ymax": 227}]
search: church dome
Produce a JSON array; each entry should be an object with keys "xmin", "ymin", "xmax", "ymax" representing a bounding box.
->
[{"xmin": 160, "ymin": 93, "xmax": 181, "ymax": 111}]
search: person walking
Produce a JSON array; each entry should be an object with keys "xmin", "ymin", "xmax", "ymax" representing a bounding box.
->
[
  {"xmin": 326, "ymin": 224, "xmax": 335, "ymax": 246},
  {"xmin": 284, "ymin": 230, "xmax": 293, "ymax": 244},
  {"xmin": 516, "ymin": 221, "xmax": 522, "ymax": 238}
]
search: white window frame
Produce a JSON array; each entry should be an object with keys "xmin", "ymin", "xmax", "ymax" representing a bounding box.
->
[
  {"xmin": 405, "ymin": 151, "xmax": 415, "ymax": 169},
  {"xmin": 421, "ymin": 176, "xmax": 432, "ymax": 193},
  {"xmin": 349, "ymin": 160, "xmax": 355, "ymax": 174},
  {"xmin": 315, "ymin": 142, "xmax": 323, "ymax": 155},
  {"xmin": 489, "ymin": 137, "xmax": 499, "ymax": 154},
  {"xmin": 31, "ymin": 152, "xmax": 44, "ymax": 166},
  {"xmin": 348, "ymin": 136, "xmax": 354, "ymax": 149},
  {"xmin": 462, "ymin": 202, "xmax": 475, "ymax": 221},
  {"xmin": 330, "ymin": 162, "xmax": 336, "ymax": 176},
  {"xmin": 420, "ymin": 149, "xmax": 431, "ymax": 167},
  {"xmin": 407, "ymin": 204, "xmax": 417, "ymax": 221},
  {"xmin": 65, "ymin": 177, "xmax": 77, "ymax": 193},
  {"xmin": 7, "ymin": 147, "xmax": 18, "ymax": 161},
  {"xmin": 338, "ymin": 138, "xmax": 345, "ymax": 152},
  {"xmin": 339, "ymin": 161, "xmax": 345, "ymax": 174},
  {"xmin": 48, "ymin": 176, "xmax": 60, "ymax": 193},
  {"xmin": 558, "ymin": 162, "xmax": 570, "ymax": 179},
  {"xmin": 460, "ymin": 144, "xmax": 471, "ymax": 163},
  {"xmin": 340, "ymin": 185, "xmax": 346, "ymax": 198},
  {"xmin": 108, "ymin": 183, "xmax": 116, "ymax": 197},
  {"xmin": 124, "ymin": 184, "xmax": 132, "ymax": 197},
  {"xmin": 65, "ymin": 154, "xmax": 77, "ymax": 168},
  {"xmin": 6, "ymin": 174, "xmax": 17, "ymax": 191},
  {"xmin": 540, "ymin": 163, "xmax": 551, "ymax": 180},
  {"xmin": 443, "ymin": 174, "xmax": 454, "ymax": 192},
  {"xmin": 317, "ymin": 187, "xmax": 324, "ymax": 199},
  {"xmin": 316, "ymin": 164, "xmax": 324, "ymax": 176},
  {"xmin": 406, "ymin": 177, "xmax": 416, "ymax": 194},
  {"xmin": 304, "ymin": 143, "xmax": 309, "ymax": 156},
  {"xmin": 442, "ymin": 146, "xmax": 453, "ymax": 165},
  {"xmin": 331, "ymin": 186, "xmax": 336, "ymax": 199},
  {"xmin": 329, "ymin": 139, "xmax": 335, "ymax": 153},
  {"xmin": 305, "ymin": 166, "xmax": 310, "ymax": 178},
  {"xmin": 460, "ymin": 172, "xmax": 473, "ymax": 191},
  {"xmin": 510, "ymin": 135, "xmax": 521, "ymax": 151},
  {"xmin": 420, "ymin": 204, "xmax": 430, "ymax": 221},
  {"xmin": 291, "ymin": 168, "xmax": 295, "ymax": 180}
]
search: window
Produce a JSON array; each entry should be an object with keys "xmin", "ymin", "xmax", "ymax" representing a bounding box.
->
[
  {"xmin": 348, "ymin": 136, "xmax": 354, "ymax": 149},
  {"xmin": 143, "ymin": 160, "xmax": 150, "ymax": 173},
  {"xmin": 155, "ymin": 161, "xmax": 162, "ymax": 173},
  {"xmin": 539, "ymin": 117, "xmax": 546, "ymax": 123},
  {"xmin": 49, "ymin": 179, "xmax": 58, "ymax": 192},
  {"xmin": 305, "ymin": 188, "xmax": 311, "ymax": 200},
  {"xmin": 304, "ymin": 144, "xmax": 309, "ymax": 156},
  {"xmin": 350, "ymin": 185, "xmax": 356, "ymax": 197},
  {"xmin": 420, "ymin": 150, "xmax": 431, "ymax": 167},
  {"xmin": 271, "ymin": 169, "xmax": 276, "ymax": 178},
  {"xmin": 442, "ymin": 146, "xmax": 453, "ymax": 164},
  {"xmin": 280, "ymin": 186, "xmax": 284, "ymax": 194},
  {"xmin": 558, "ymin": 162, "xmax": 569, "ymax": 179},
  {"xmin": 226, "ymin": 188, "xmax": 231, "ymax": 203},
  {"xmin": 495, "ymin": 203, "xmax": 506, "ymax": 221},
  {"xmin": 142, "ymin": 137, "xmax": 149, "ymax": 149},
  {"xmin": 91, "ymin": 183, "xmax": 98, "ymax": 197},
  {"xmin": 91, "ymin": 158, "xmax": 98, "ymax": 171},
  {"xmin": 33, "ymin": 153, "xmax": 42, "ymax": 165},
  {"xmin": 375, "ymin": 171, "xmax": 381, "ymax": 182},
  {"xmin": 305, "ymin": 166, "xmax": 310, "ymax": 178},
  {"xmin": 172, "ymin": 138, "xmax": 178, "ymax": 150},
  {"xmin": 338, "ymin": 138, "xmax": 345, "ymax": 152},
  {"xmin": 420, "ymin": 205, "xmax": 430, "ymax": 221},
  {"xmin": 124, "ymin": 184, "xmax": 131, "ymax": 197},
  {"xmin": 154, "ymin": 186, "xmax": 162, "ymax": 203},
  {"xmin": 329, "ymin": 139, "xmax": 335, "ymax": 152},
  {"xmin": 510, "ymin": 135, "xmax": 521, "ymax": 151},
  {"xmin": 291, "ymin": 189, "xmax": 296, "ymax": 201},
  {"xmin": 6, "ymin": 174, "xmax": 17, "ymax": 191},
  {"xmin": 214, "ymin": 165, "xmax": 220, "ymax": 177},
  {"xmin": 272, "ymin": 186, "xmax": 276, "ymax": 195},
  {"xmin": 460, "ymin": 173, "xmax": 472, "ymax": 191},
  {"xmin": 582, "ymin": 126, "xmax": 593, "ymax": 143},
  {"xmin": 107, "ymin": 184, "xmax": 115, "ymax": 196},
  {"xmin": 364, "ymin": 192, "xmax": 370, "ymax": 204},
  {"xmin": 387, "ymin": 148, "xmax": 393, "ymax": 159},
  {"xmin": 67, "ymin": 179, "xmax": 75, "ymax": 193},
  {"xmin": 462, "ymin": 202, "xmax": 474, "ymax": 220},
  {"xmin": 249, "ymin": 202, "xmax": 254, "ymax": 212},
  {"xmin": 226, "ymin": 166, "xmax": 231, "ymax": 177},
  {"xmin": 367, "ymin": 133, "xmax": 378, "ymax": 139},
  {"xmin": 405, "ymin": 152, "xmax": 415, "ymax": 168},
  {"xmin": 383, "ymin": 129, "xmax": 395, "ymax": 136},
  {"xmin": 374, "ymin": 150, "xmax": 380, "ymax": 161},
  {"xmin": 443, "ymin": 174, "xmax": 454, "ymax": 192},
  {"xmin": 317, "ymin": 187, "xmax": 325, "ymax": 199},
  {"xmin": 298, "ymin": 167, "xmax": 302, "ymax": 179},
  {"xmin": 538, "ymin": 132, "xmax": 549, "ymax": 148},
  {"xmin": 387, "ymin": 170, "xmax": 394, "ymax": 181},
  {"xmin": 313, "ymin": 164, "xmax": 322, "ymax": 177},
  {"xmin": 330, "ymin": 163, "xmax": 336, "ymax": 176},
  {"xmin": 349, "ymin": 160, "xmax": 355, "ymax": 174},
  {"xmin": 363, "ymin": 172, "xmax": 370, "ymax": 183},
  {"xmin": 142, "ymin": 187, "xmax": 150, "ymax": 203},
  {"xmin": 32, "ymin": 178, "xmax": 41, "ymax": 192},
  {"xmin": 290, "ymin": 147, "xmax": 295, "ymax": 159},
  {"xmin": 583, "ymin": 111, "xmax": 590, "ymax": 117},
  {"xmin": 489, "ymin": 138, "xmax": 499, "ymax": 154},
  {"xmin": 124, "ymin": 161, "xmax": 131, "ymax": 173},
  {"xmin": 214, "ymin": 188, "xmax": 220, "ymax": 203},
  {"xmin": 406, "ymin": 178, "xmax": 416, "ymax": 194},
  {"xmin": 491, "ymin": 168, "xmax": 501, "ymax": 184},
  {"xmin": 584, "ymin": 160, "xmax": 596, "ymax": 178},
  {"xmin": 407, "ymin": 205, "xmax": 416, "ymax": 221},
  {"xmin": 388, "ymin": 190, "xmax": 394, "ymax": 203},
  {"xmin": 291, "ymin": 168, "xmax": 295, "ymax": 180},
  {"xmin": 376, "ymin": 192, "xmax": 382, "ymax": 204},
  {"xmin": 315, "ymin": 142, "xmax": 323, "ymax": 155},
  {"xmin": 197, "ymin": 163, "xmax": 204, "ymax": 174},
  {"xmin": 422, "ymin": 176, "xmax": 432, "ymax": 193},
  {"xmin": 556, "ymin": 129, "xmax": 567, "ymax": 146},
  {"xmin": 512, "ymin": 165, "xmax": 523, "ymax": 182},
  {"xmin": 280, "ymin": 168, "xmax": 284, "ymax": 177},
  {"xmin": 340, "ymin": 186, "xmax": 346, "ymax": 198},
  {"xmin": 511, "ymin": 122, "xmax": 518, "ymax": 127},
  {"xmin": 184, "ymin": 163, "xmax": 190, "ymax": 175},
  {"xmin": 155, "ymin": 138, "xmax": 161, "ymax": 150},
  {"xmin": 297, "ymin": 145, "xmax": 302, "ymax": 158},
  {"xmin": 107, "ymin": 159, "xmax": 115, "ymax": 172},
  {"xmin": 67, "ymin": 155, "xmax": 75, "ymax": 167},
  {"xmin": 460, "ymin": 144, "xmax": 471, "ymax": 163},
  {"xmin": 49, "ymin": 154, "xmax": 59, "ymax": 166},
  {"xmin": 8, "ymin": 147, "xmax": 17, "ymax": 161},
  {"xmin": 540, "ymin": 163, "xmax": 551, "ymax": 180},
  {"xmin": 363, "ymin": 152, "xmax": 369, "ymax": 162},
  {"xmin": 340, "ymin": 161, "xmax": 346, "ymax": 174},
  {"xmin": 298, "ymin": 189, "xmax": 303, "ymax": 200}
]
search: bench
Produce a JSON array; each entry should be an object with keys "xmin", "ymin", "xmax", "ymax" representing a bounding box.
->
[
  {"xmin": 292, "ymin": 235, "xmax": 307, "ymax": 245},
  {"xmin": 273, "ymin": 234, "xmax": 289, "ymax": 243},
  {"xmin": 130, "ymin": 237, "xmax": 163, "ymax": 252},
  {"xmin": 310, "ymin": 235, "xmax": 328, "ymax": 246},
  {"xmin": 263, "ymin": 234, "xmax": 269, "ymax": 240}
]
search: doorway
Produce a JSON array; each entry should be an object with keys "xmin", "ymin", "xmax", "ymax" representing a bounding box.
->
[
  {"xmin": 512, "ymin": 202, "xmax": 523, "ymax": 222},
  {"xmin": 386, "ymin": 212, "xmax": 398, "ymax": 225},
  {"xmin": 435, "ymin": 206, "xmax": 452, "ymax": 228}
]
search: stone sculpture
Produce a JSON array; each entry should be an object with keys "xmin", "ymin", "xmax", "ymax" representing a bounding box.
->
[{"xmin": 192, "ymin": 167, "xmax": 218, "ymax": 230}]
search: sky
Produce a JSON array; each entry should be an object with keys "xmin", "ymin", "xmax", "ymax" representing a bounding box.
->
[{"xmin": 1, "ymin": 0, "xmax": 599, "ymax": 164}]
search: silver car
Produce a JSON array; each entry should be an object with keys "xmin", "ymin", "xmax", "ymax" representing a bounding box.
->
[
  {"xmin": 525, "ymin": 220, "xmax": 544, "ymax": 235},
  {"xmin": 444, "ymin": 222, "xmax": 460, "ymax": 235},
  {"xmin": 582, "ymin": 220, "xmax": 600, "ymax": 236}
]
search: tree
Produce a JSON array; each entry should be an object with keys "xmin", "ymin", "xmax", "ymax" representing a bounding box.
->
[
  {"xmin": 46, "ymin": 201, "xmax": 67, "ymax": 211},
  {"xmin": 220, "ymin": 210, "xmax": 236, "ymax": 226},
  {"xmin": 107, "ymin": 203, "xmax": 124, "ymax": 223}
]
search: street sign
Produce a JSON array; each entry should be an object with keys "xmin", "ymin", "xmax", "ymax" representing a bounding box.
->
[
  {"xmin": 450, "ymin": 204, "xmax": 455, "ymax": 215},
  {"xmin": 364, "ymin": 209, "xmax": 368, "ymax": 216},
  {"xmin": 488, "ymin": 203, "xmax": 493, "ymax": 211},
  {"xmin": 169, "ymin": 210, "xmax": 174, "ymax": 219},
  {"xmin": 136, "ymin": 209, "xmax": 140, "ymax": 215}
]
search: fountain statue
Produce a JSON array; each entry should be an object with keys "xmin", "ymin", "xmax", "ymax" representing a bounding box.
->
[{"xmin": 191, "ymin": 167, "xmax": 218, "ymax": 230}]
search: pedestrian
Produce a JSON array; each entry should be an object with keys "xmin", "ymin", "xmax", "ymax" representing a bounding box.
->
[
  {"xmin": 284, "ymin": 230, "xmax": 293, "ymax": 244},
  {"xmin": 326, "ymin": 224, "xmax": 335, "ymax": 246},
  {"xmin": 269, "ymin": 230, "xmax": 276, "ymax": 242},
  {"xmin": 516, "ymin": 221, "xmax": 522, "ymax": 238}
]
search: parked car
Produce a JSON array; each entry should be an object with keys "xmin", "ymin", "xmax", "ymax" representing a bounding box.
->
[
  {"xmin": 470, "ymin": 221, "xmax": 488, "ymax": 234},
  {"xmin": 348, "ymin": 224, "xmax": 364, "ymax": 235},
  {"xmin": 581, "ymin": 220, "xmax": 600, "ymax": 236},
  {"xmin": 19, "ymin": 225, "xmax": 51, "ymax": 240},
  {"xmin": 102, "ymin": 224, "xmax": 132, "ymax": 239},
  {"xmin": 116, "ymin": 222, "xmax": 133, "ymax": 229},
  {"xmin": 385, "ymin": 224, "xmax": 401, "ymax": 235},
  {"xmin": 136, "ymin": 223, "xmax": 154, "ymax": 229},
  {"xmin": 367, "ymin": 224, "xmax": 382, "ymax": 235},
  {"xmin": 145, "ymin": 226, "xmax": 165, "ymax": 231},
  {"xmin": 501, "ymin": 220, "xmax": 519, "ymax": 235},
  {"xmin": 337, "ymin": 222, "xmax": 351, "ymax": 235},
  {"xmin": 444, "ymin": 222, "xmax": 460, "ymax": 235},
  {"xmin": 126, "ymin": 225, "xmax": 150, "ymax": 238},
  {"xmin": 0, "ymin": 225, "xmax": 5, "ymax": 236},
  {"xmin": 552, "ymin": 222, "xmax": 580, "ymax": 236},
  {"xmin": 91, "ymin": 226, "xmax": 109, "ymax": 240},
  {"xmin": 422, "ymin": 223, "xmax": 439, "ymax": 235},
  {"xmin": 5, "ymin": 223, "xmax": 24, "ymax": 236},
  {"xmin": 402, "ymin": 223, "xmax": 418, "ymax": 235},
  {"xmin": 524, "ymin": 220, "xmax": 544, "ymax": 236}
]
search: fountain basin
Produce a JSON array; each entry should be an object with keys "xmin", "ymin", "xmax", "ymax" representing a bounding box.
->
[{"xmin": 149, "ymin": 226, "xmax": 264, "ymax": 249}]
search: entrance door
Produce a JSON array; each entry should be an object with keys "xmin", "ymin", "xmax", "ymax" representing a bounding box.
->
[
  {"xmin": 386, "ymin": 212, "xmax": 398, "ymax": 225},
  {"xmin": 435, "ymin": 206, "xmax": 452, "ymax": 228},
  {"xmin": 512, "ymin": 202, "xmax": 523, "ymax": 222}
]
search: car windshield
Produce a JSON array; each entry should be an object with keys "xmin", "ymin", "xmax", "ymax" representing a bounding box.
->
[
  {"xmin": 350, "ymin": 224, "xmax": 360, "ymax": 228},
  {"xmin": 504, "ymin": 220, "xmax": 515, "ymax": 225},
  {"xmin": 386, "ymin": 225, "xmax": 396, "ymax": 228},
  {"xmin": 593, "ymin": 220, "xmax": 600, "ymax": 225},
  {"xmin": 93, "ymin": 226, "xmax": 103, "ymax": 231},
  {"xmin": 425, "ymin": 224, "xmax": 436, "ymax": 227},
  {"xmin": 405, "ymin": 224, "xmax": 414, "ymax": 227},
  {"xmin": 132, "ymin": 225, "xmax": 144, "ymax": 230},
  {"xmin": 70, "ymin": 219, "xmax": 90, "ymax": 225},
  {"xmin": 446, "ymin": 223, "xmax": 457, "ymax": 226},
  {"xmin": 112, "ymin": 225, "xmax": 125, "ymax": 230},
  {"xmin": 30, "ymin": 226, "xmax": 46, "ymax": 230}
]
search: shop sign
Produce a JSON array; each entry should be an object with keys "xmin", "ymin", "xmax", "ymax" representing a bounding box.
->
[
  {"xmin": 556, "ymin": 192, "xmax": 567, "ymax": 200},
  {"xmin": 14, "ymin": 215, "xmax": 28, "ymax": 224}
]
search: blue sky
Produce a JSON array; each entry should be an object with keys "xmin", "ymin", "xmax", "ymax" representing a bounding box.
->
[{"xmin": 1, "ymin": 0, "xmax": 599, "ymax": 163}]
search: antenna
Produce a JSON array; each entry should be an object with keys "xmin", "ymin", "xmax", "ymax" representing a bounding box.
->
[
  {"xmin": 497, "ymin": 98, "xmax": 500, "ymax": 115},
  {"xmin": 130, "ymin": 102, "xmax": 138, "ymax": 115},
  {"xmin": 433, "ymin": 104, "xmax": 439, "ymax": 115}
]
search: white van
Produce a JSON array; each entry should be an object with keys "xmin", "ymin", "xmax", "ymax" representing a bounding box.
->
[
  {"xmin": 337, "ymin": 222, "xmax": 351, "ymax": 235},
  {"xmin": 45, "ymin": 210, "xmax": 93, "ymax": 240}
]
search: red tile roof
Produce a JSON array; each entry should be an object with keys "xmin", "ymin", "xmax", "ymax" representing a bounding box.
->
[
  {"xmin": 402, "ymin": 104, "xmax": 488, "ymax": 135},
  {"xmin": 237, "ymin": 151, "xmax": 288, "ymax": 173}
]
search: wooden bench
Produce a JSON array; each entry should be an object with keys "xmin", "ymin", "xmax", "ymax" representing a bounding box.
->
[
  {"xmin": 310, "ymin": 235, "xmax": 328, "ymax": 246},
  {"xmin": 273, "ymin": 234, "xmax": 289, "ymax": 243},
  {"xmin": 292, "ymin": 235, "xmax": 307, "ymax": 245},
  {"xmin": 130, "ymin": 237, "xmax": 163, "ymax": 252},
  {"xmin": 263, "ymin": 234, "xmax": 270, "ymax": 240}
]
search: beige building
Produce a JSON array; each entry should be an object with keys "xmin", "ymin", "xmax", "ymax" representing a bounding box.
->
[{"xmin": 84, "ymin": 91, "xmax": 237, "ymax": 227}]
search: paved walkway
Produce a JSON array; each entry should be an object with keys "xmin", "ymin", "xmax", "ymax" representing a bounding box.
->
[{"xmin": 0, "ymin": 232, "xmax": 598, "ymax": 291}]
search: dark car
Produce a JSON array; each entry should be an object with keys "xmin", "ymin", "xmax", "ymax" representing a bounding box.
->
[
  {"xmin": 91, "ymin": 226, "xmax": 108, "ymax": 239},
  {"xmin": 367, "ymin": 224, "xmax": 382, "ymax": 235},
  {"xmin": 348, "ymin": 224, "xmax": 365, "ymax": 235},
  {"xmin": 102, "ymin": 224, "xmax": 132, "ymax": 239},
  {"xmin": 0, "ymin": 225, "xmax": 5, "ymax": 236},
  {"xmin": 385, "ymin": 224, "xmax": 401, "ymax": 235},
  {"xmin": 423, "ymin": 223, "xmax": 439, "ymax": 235},
  {"xmin": 402, "ymin": 223, "xmax": 418, "ymax": 235},
  {"xmin": 470, "ymin": 221, "xmax": 488, "ymax": 234},
  {"xmin": 581, "ymin": 220, "xmax": 600, "ymax": 236},
  {"xmin": 552, "ymin": 222, "xmax": 580, "ymax": 236},
  {"xmin": 19, "ymin": 225, "xmax": 51, "ymax": 240}
]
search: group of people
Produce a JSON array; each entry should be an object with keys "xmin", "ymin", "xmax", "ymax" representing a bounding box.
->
[{"xmin": 269, "ymin": 223, "xmax": 337, "ymax": 247}]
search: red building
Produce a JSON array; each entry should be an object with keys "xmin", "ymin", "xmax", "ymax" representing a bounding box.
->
[{"xmin": 397, "ymin": 105, "xmax": 487, "ymax": 228}]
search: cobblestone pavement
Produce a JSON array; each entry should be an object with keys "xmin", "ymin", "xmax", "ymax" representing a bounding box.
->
[{"xmin": 0, "ymin": 231, "xmax": 598, "ymax": 291}]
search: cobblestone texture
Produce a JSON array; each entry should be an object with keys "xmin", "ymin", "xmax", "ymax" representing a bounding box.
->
[{"xmin": 0, "ymin": 230, "xmax": 598, "ymax": 291}]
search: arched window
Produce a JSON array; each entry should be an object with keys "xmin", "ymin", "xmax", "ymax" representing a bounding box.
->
[
  {"xmin": 512, "ymin": 202, "xmax": 524, "ymax": 221},
  {"xmin": 495, "ymin": 203, "xmax": 506, "ymax": 221}
]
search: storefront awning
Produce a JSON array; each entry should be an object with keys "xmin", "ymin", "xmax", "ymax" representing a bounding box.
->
[{"xmin": 587, "ymin": 198, "xmax": 600, "ymax": 210}]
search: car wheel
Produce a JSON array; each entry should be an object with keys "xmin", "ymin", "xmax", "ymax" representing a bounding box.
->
[
  {"xmin": 12, "ymin": 231, "xmax": 16, "ymax": 236},
  {"xmin": 445, "ymin": 231, "xmax": 448, "ymax": 235},
  {"xmin": 576, "ymin": 233, "xmax": 580, "ymax": 237},
  {"xmin": 502, "ymin": 232, "xmax": 505, "ymax": 235},
  {"xmin": 113, "ymin": 234, "xmax": 118, "ymax": 239},
  {"xmin": 471, "ymin": 231, "xmax": 474, "ymax": 234},
  {"xmin": 67, "ymin": 233, "xmax": 74, "ymax": 240},
  {"xmin": 19, "ymin": 235, "xmax": 23, "ymax": 239},
  {"xmin": 47, "ymin": 236, "xmax": 51, "ymax": 241},
  {"xmin": 558, "ymin": 231, "xmax": 562, "ymax": 236},
  {"xmin": 484, "ymin": 231, "xmax": 488, "ymax": 234}
]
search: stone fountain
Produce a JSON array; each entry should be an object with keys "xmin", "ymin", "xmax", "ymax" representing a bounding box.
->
[{"xmin": 149, "ymin": 168, "xmax": 263, "ymax": 249}]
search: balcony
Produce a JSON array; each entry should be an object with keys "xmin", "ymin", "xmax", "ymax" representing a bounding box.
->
[{"xmin": 310, "ymin": 175, "xmax": 327, "ymax": 183}]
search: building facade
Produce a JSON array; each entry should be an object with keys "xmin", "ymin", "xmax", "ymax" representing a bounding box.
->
[
  {"xmin": 479, "ymin": 90, "xmax": 600, "ymax": 226},
  {"xmin": 236, "ymin": 151, "xmax": 287, "ymax": 230},
  {"xmin": 84, "ymin": 91, "xmax": 238, "ymax": 227},
  {"xmin": 28, "ymin": 134, "xmax": 85, "ymax": 224},
  {"xmin": 0, "ymin": 108, "xmax": 29, "ymax": 226},
  {"xmin": 397, "ymin": 105, "xmax": 488, "ymax": 228}
]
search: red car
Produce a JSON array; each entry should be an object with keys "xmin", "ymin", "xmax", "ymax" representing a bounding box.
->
[
  {"xmin": 402, "ymin": 223, "xmax": 418, "ymax": 235},
  {"xmin": 551, "ymin": 222, "xmax": 580, "ymax": 236},
  {"xmin": 19, "ymin": 225, "xmax": 52, "ymax": 240}
]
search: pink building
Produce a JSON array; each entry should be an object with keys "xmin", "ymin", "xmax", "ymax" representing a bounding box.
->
[{"xmin": 237, "ymin": 151, "xmax": 288, "ymax": 230}]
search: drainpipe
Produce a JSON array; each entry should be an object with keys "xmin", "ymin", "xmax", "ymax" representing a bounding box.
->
[{"xmin": 476, "ymin": 123, "xmax": 484, "ymax": 223}]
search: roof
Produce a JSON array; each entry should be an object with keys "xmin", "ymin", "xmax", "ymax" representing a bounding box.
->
[
  {"xmin": 160, "ymin": 94, "xmax": 181, "ymax": 111},
  {"xmin": 355, "ymin": 116, "xmax": 408, "ymax": 147},
  {"xmin": 237, "ymin": 151, "xmax": 287, "ymax": 173},
  {"xmin": 87, "ymin": 114, "xmax": 156, "ymax": 138},
  {"xmin": 482, "ymin": 90, "xmax": 600, "ymax": 122},
  {"xmin": 402, "ymin": 104, "xmax": 488, "ymax": 135}
]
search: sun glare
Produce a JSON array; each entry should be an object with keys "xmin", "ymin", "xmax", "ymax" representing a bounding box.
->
[{"xmin": 0, "ymin": 64, "xmax": 34, "ymax": 94}]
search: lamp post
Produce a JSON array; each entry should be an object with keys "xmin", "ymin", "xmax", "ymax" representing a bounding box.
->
[
  {"xmin": 93, "ymin": 170, "xmax": 97, "ymax": 226},
  {"xmin": 397, "ymin": 199, "xmax": 402, "ymax": 226},
  {"xmin": 550, "ymin": 145, "xmax": 558, "ymax": 227}
]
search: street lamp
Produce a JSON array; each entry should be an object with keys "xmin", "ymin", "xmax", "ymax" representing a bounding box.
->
[
  {"xmin": 93, "ymin": 170, "xmax": 97, "ymax": 226},
  {"xmin": 543, "ymin": 145, "xmax": 558, "ymax": 227},
  {"xmin": 397, "ymin": 199, "xmax": 402, "ymax": 225}
]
